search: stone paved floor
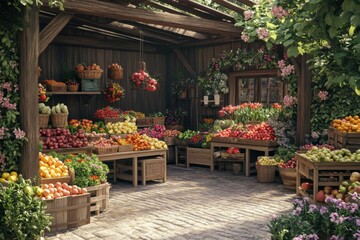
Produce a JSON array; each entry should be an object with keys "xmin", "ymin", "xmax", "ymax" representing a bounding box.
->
[{"xmin": 47, "ymin": 165, "xmax": 296, "ymax": 240}]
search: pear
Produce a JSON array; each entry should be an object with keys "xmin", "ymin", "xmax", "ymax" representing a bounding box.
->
[{"xmin": 350, "ymin": 172, "xmax": 360, "ymax": 182}]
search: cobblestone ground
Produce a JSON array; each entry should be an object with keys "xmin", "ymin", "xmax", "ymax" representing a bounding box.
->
[{"xmin": 47, "ymin": 165, "xmax": 296, "ymax": 240}]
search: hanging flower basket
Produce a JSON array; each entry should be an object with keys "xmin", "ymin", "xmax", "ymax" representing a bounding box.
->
[
  {"xmin": 130, "ymin": 69, "xmax": 158, "ymax": 92},
  {"xmin": 103, "ymin": 83, "xmax": 125, "ymax": 102}
]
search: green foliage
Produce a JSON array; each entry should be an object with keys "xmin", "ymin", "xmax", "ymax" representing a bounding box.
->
[
  {"xmin": 236, "ymin": 0, "xmax": 360, "ymax": 92},
  {"xmin": 0, "ymin": 176, "xmax": 51, "ymax": 239},
  {"xmin": 273, "ymin": 146, "xmax": 297, "ymax": 162},
  {"xmin": 50, "ymin": 153, "xmax": 109, "ymax": 188}
]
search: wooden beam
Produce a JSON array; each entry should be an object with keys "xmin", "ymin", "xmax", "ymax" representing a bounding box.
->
[
  {"xmin": 173, "ymin": 49, "xmax": 197, "ymax": 78},
  {"xmin": 19, "ymin": 6, "xmax": 39, "ymax": 180},
  {"xmin": 296, "ymin": 54, "xmax": 312, "ymax": 145},
  {"xmin": 237, "ymin": 0, "xmax": 256, "ymax": 7},
  {"xmin": 213, "ymin": 0, "xmax": 245, "ymax": 13},
  {"xmin": 141, "ymin": 0, "xmax": 189, "ymax": 16},
  {"xmin": 176, "ymin": 37, "xmax": 240, "ymax": 48},
  {"xmin": 39, "ymin": 12, "xmax": 74, "ymax": 54},
  {"xmin": 140, "ymin": 23, "xmax": 209, "ymax": 40},
  {"xmin": 180, "ymin": 0, "xmax": 234, "ymax": 22},
  {"xmin": 58, "ymin": 0, "xmax": 240, "ymax": 36},
  {"xmin": 52, "ymin": 35, "xmax": 158, "ymax": 52},
  {"xmin": 158, "ymin": 0, "xmax": 219, "ymax": 20}
]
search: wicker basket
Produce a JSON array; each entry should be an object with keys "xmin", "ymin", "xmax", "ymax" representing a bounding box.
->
[
  {"xmin": 136, "ymin": 117, "xmax": 153, "ymax": 126},
  {"xmin": 174, "ymin": 137, "xmax": 188, "ymax": 146},
  {"xmin": 67, "ymin": 84, "xmax": 79, "ymax": 92},
  {"xmin": 108, "ymin": 68, "xmax": 123, "ymax": 80},
  {"xmin": 256, "ymin": 163, "xmax": 276, "ymax": 183},
  {"xmin": 49, "ymin": 85, "xmax": 67, "ymax": 92},
  {"xmin": 153, "ymin": 117, "xmax": 165, "ymax": 126},
  {"xmin": 279, "ymin": 167, "xmax": 296, "ymax": 190},
  {"xmin": 93, "ymin": 145, "xmax": 118, "ymax": 155},
  {"xmin": 51, "ymin": 113, "xmax": 68, "ymax": 128},
  {"xmin": 39, "ymin": 114, "xmax": 50, "ymax": 129},
  {"xmin": 102, "ymin": 117, "xmax": 124, "ymax": 124},
  {"xmin": 75, "ymin": 70, "xmax": 103, "ymax": 79},
  {"xmin": 164, "ymin": 136, "xmax": 176, "ymax": 145}
]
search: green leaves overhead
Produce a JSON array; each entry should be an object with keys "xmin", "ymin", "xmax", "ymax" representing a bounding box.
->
[{"xmin": 235, "ymin": 0, "xmax": 360, "ymax": 93}]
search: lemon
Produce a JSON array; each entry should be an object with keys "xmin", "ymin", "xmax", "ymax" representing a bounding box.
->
[
  {"xmin": 0, "ymin": 178, "xmax": 7, "ymax": 183},
  {"xmin": 7, "ymin": 175, "xmax": 17, "ymax": 182},
  {"xmin": 10, "ymin": 171, "xmax": 18, "ymax": 177},
  {"xmin": 1, "ymin": 172, "xmax": 10, "ymax": 180}
]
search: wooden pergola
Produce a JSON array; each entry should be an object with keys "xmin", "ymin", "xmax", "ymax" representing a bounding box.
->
[{"xmin": 19, "ymin": 0, "xmax": 311, "ymax": 179}]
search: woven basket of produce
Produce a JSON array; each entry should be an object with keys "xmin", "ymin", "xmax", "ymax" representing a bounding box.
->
[
  {"xmin": 49, "ymin": 85, "xmax": 67, "ymax": 92},
  {"xmin": 51, "ymin": 113, "xmax": 68, "ymax": 128},
  {"xmin": 76, "ymin": 70, "xmax": 103, "ymax": 79},
  {"xmin": 153, "ymin": 117, "xmax": 165, "ymax": 126},
  {"xmin": 108, "ymin": 67, "xmax": 123, "ymax": 80},
  {"xmin": 39, "ymin": 114, "xmax": 50, "ymax": 129},
  {"xmin": 256, "ymin": 164, "xmax": 276, "ymax": 183},
  {"xmin": 279, "ymin": 167, "xmax": 296, "ymax": 190},
  {"xmin": 67, "ymin": 84, "xmax": 79, "ymax": 92},
  {"xmin": 93, "ymin": 145, "xmax": 118, "ymax": 155}
]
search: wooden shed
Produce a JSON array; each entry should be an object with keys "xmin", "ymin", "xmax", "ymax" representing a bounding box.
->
[{"xmin": 19, "ymin": 0, "xmax": 311, "ymax": 179}]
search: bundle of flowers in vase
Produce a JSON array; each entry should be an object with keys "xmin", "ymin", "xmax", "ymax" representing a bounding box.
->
[
  {"xmin": 103, "ymin": 83, "xmax": 125, "ymax": 102},
  {"xmin": 130, "ymin": 70, "xmax": 158, "ymax": 92}
]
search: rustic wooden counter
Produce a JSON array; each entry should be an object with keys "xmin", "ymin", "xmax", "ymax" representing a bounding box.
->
[{"xmin": 98, "ymin": 149, "xmax": 167, "ymax": 187}]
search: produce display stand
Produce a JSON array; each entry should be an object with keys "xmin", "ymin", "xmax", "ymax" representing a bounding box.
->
[
  {"xmin": 210, "ymin": 139, "xmax": 278, "ymax": 176},
  {"xmin": 86, "ymin": 183, "xmax": 110, "ymax": 215},
  {"xmin": 164, "ymin": 137, "xmax": 176, "ymax": 163},
  {"xmin": 175, "ymin": 145, "xmax": 187, "ymax": 167},
  {"xmin": 186, "ymin": 147, "xmax": 212, "ymax": 169},
  {"xmin": 97, "ymin": 149, "xmax": 167, "ymax": 187},
  {"xmin": 328, "ymin": 127, "xmax": 360, "ymax": 152},
  {"xmin": 45, "ymin": 193, "xmax": 91, "ymax": 232},
  {"xmin": 42, "ymin": 146, "xmax": 93, "ymax": 155},
  {"xmin": 295, "ymin": 153, "xmax": 360, "ymax": 203}
]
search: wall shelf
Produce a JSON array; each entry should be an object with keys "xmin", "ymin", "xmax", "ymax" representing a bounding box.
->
[{"xmin": 45, "ymin": 92, "xmax": 101, "ymax": 95}]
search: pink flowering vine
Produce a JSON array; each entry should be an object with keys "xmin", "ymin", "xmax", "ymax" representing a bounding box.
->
[
  {"xmin": 1, "ymin": 82, "xmax": 12, "ymax": 92},
  {"xmin": 278, "ymin": 60, "xmax": 295, "ymax": 77},
  {"xmin": 271, "ymin": 6, "xmax": 289, "ymax": 19},
  {"xmin": 283, "ymin": 95, "xmax": 297, "ymax": 107},
  {"xmin": 0, "ymin": 126, "xmax": 7, "ymax": 139},
  {"xmin": 13, "ymin": 128, "xmax": 26, "ymax": 140},
  {"xmin": 244, "ymin": 10, "xmax": 254, "ymax": 20},
  {"xmin": 256, "ymin": 28, "xmax": 269, "ymax": 40},
  {"xmin": 1, "ymin": 97, "xmax": 16, "ymax": 110},
  {"xmin": 318, "ymin": 90, "xmax": 329, "ymax": 101},
  {"xmin": 311, "ymin": 131, "xmax": 320, "ymax": 139},
  {"xmin": 241, "ymin": 33, "xmax": 249, "ymax": 42}
]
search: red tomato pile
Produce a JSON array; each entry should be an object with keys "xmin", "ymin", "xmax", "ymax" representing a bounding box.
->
[
  {"xmin": 39, "ymin": 182, "xmax": 87, "ymax": 200},
  {"xmin": 215, "ymin": 128, "xmax": 244, "ymax": 138},
  {"xmin": 278, "ymin": 157, "xmax": 297, "ymax": 168},
  {"xmin": 242, "ymin": 123, "xmax": 276, "ymax": 140},
  {"xmin": 94, "ymin": 106, "xmax": 120, "ymax": 119},
  {"xmin": 226, "ymin": 147, "xmax": 240, "ymax": 154}
]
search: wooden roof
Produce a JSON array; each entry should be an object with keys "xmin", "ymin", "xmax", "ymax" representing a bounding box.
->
[{"xmin": 40, "ymin": 0, "xmax": 255, "ymax": 51}]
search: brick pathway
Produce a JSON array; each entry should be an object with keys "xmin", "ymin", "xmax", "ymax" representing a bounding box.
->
[{"xmin": 46, "ymin": 165, "xmax": 296, "ymax": 240}]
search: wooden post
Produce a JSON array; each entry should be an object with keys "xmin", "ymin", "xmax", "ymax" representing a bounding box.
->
[
  {"xmin": 19, "ymin": 6, "xmax": 39, "ymax": 180},
  {"xmin": 296, "ymin": 55, "xmax": 312, "ymax": 145}
]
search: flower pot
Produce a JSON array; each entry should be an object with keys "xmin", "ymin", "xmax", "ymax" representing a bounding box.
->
[
  {"xmin": 203, "ymin": 95, "xmax": 209, "ymax": 105},
  {"xmin": 214, "ymin": 94, "xmax": 220, "ymax": 105}
]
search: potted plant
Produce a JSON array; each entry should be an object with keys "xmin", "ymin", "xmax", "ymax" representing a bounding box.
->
[
  {"xmin": 171, "ymin": 74, "xmax": 196, "ymax": 98},
  {"xmin": 165, "ymin": 108, "xmax": 188, "ymax": 131}
]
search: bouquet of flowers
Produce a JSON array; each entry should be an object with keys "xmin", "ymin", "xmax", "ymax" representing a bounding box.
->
[
  {"xmin": 103, "ymin": 83, "xmax": 125, "ymax": 102},
  {"xmin": 130, "ymin": 70, "xmax": 158, "ymax": 92}
]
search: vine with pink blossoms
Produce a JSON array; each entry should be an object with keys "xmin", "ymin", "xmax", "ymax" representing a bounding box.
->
[{"xmin": 0, "ymin": 1, "xmax": 27, "ymax": 171}]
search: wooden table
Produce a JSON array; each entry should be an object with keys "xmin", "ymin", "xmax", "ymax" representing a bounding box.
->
[
  {"xmin": 42, "ymin": 146, "xmax": 93, "ymax": 155},
  {"xmin": 98, "ymin": 149, "xmax": 167, "ymax": 187},
  {"xmin": 210, "ymin": 141, "xmax": 278, "ymax": 176}
]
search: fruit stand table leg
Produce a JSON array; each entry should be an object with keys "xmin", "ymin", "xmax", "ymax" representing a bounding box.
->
[
  {"xmin": 113, "ymin": 160, "xmax": 117, "ymax": 182},
  {"xmin": 264, "ymin": 150, "xmax": 269, "ymax": 156},
  {"xmin": 163, "ymin": 152, "xmax": 167, "ymax": 182},
  {"xmin": 175, "ymin": 146, "xmax": 179, "ymax": 166},
  {"xmin": 210, "ymin": 143, "xmax": 214, "ymax": 173},
  {"xmin": 296, "ymin": 160, "xmax": 300, "ymax": 196},
  {"xmin": 132, "ymin": 157, "xmax": 138, "ymax": 187},
  {"xmin": 313, "ymin": 169, "xmax": 319, "ymax": 203},
  {"xmin": 245, "ymin": 148, "xmax": 250, "ymax": 177}
]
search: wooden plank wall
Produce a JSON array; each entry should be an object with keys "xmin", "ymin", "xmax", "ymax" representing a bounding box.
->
[{"xmin": 39, "ymin": 44, "xmax": 166, "ymax": 120}]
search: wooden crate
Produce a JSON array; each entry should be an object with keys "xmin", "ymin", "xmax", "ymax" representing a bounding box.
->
[
  {"xmin": 152, "ymin": 117, "xmax": 165, "ymax": 125},
  {"xmin": 86, "ymin": 183, "xmax": 111, "ymax": 215},
  {"xmin": 41, "ymin": 168, "xmax": 74, "ymax": 185},
  {"xmin": 211, "ymin": 137, "xmax": 234, "ymax": 143},
  {"xmin": 164, "ymin": 136, "xmax": 176, "ymax": 146},
  {"xmin": 295, "ymin": 153, "xmax": 360, "ymax": 202},
  {"xmin": 328, "ymin": 127, "xmax": 336, "ymax": 145},
  {"xmin": 332, "ymin": 128, "xmax": 360, "ymax": 152},
  {"xmin": 187, "ymin": 147, "xmax": 212, "ymax": 168},
  {"xmin": 93, "ymin": 145, "xmax": 118, "ymax": 155},
  {"xmin": 136, "ymin": 117, "xmax": 153, "ymax": 127},
  {"xmin": 233, "ymin": 138, "xmax": 278, "ymax": 147},
  {"xmin": 45, "ymin": 193, "xmax": 91, "ymax": 232},
  {"xmin": 81, "ymin": 78, "xmax": 100, "ymax": 92}
]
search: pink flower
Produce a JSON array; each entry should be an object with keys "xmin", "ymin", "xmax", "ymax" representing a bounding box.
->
[
  {"xmin": 1, "ymin": 98, "xmax": 16, "ymax": 110},
  {"xmin": 244, "ymin": 10, "xmax": 254, "ymax": 20},
  {"xmin": 278, "ymin": 60, "xmax": 295, "ymax": 77},
  {"xmin": 256, "ymin": 28, "xmax": 269, "ymax": 40},
  {"xmin": 1, "ymin": 82, "xmax": 11, "ymax": 92},
  {"xmin": 0, "ymin": 92, "xmax": 3, "ymax": 103},
  {"xmin": 13, "ymin": 128, "xmax": 26, "ymax": 139},
  {"xmin": 278, "ymin": 60, "xmax": 286, "ymax": 68},
  {"xmin": 283, "ymin": 95, "xmax": 297, "ymax": 107},
  {"xmin": 13, "ymin": 84, "xmax": 18, "ymax": 92},
  {"xmin": 9, "ymin": 60, "xmax": 17, "ymax": 69},
  {"xmin": 241, "ymin": 33, "xmax": 250, "ymax": 42},
  {"xmin": 318, "ymin": 91, "xmax": 329, "ymax": 101},
  {"xmin": 271, "ymin": 6, "xmax": 289, "ymax": 19},
  {"xmin": 311, "ymin": 131, "xmax": 320, "ymax": 139}
]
